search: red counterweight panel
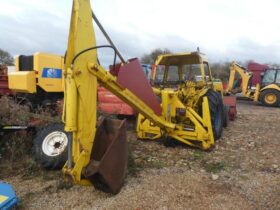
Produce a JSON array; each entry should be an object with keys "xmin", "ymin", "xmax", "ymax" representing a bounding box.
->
[{"xmin": 117, "ymin": 58, "xmax": 162, "ymax": 116}]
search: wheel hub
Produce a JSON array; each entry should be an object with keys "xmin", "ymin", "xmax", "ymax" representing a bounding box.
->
[
  {"xmin": 42, "ymin": 131, "xmax": 68, "ymax": 157},
  {"xmin": 265, "ymin": 93, "xmax": 277, "ymax": 104}
]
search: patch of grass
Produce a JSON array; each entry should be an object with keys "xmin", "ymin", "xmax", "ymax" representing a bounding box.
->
[
  {"xmin": 22, "ymin": 159, "xmax": 41, "ymax": 178},
  {"xmin": 127, "ymin": 142, "xmax": 143, "ymax": 176},
  {"xmin": 0, "ymin": 96, "xmax": 30, "ymax": 125},
  {"xmin": 128, "ymin": 152, "xmax": 138, "ymax": 176},
  {"xmin": 193, "ymin": 150, "xmax": 203, "ymax": 160},
  {"xmin": 56, "ymin": 179, "xmax": 73, "ymax": 190},
  {"xmin": 127, "ymin": 135, "xmax": 138, "ymax": 146},
  {"xmin": 18, "ymin": 191, "xmax": 38, "ymax": 209},
  {"xmin": 151, "ymin": 160, "xmax": 166, "ymax": 169},
  {"xmin": 16, "ymin": 200, "xmax": 25, "ymax": 210},
  {"xmin": 0, "ymin": 132, "xmax": 33, "ymax": 162},
  {"xmin": 239, "ymin": 175, "xmax": 249, "ymax": 181},
  {"xmin": 203, "ymin": 161, "xmax": 225, "ymax": 173},
  {"xmin": 41, "ymin": 170, "xmax": 60, "ymax": 181}
]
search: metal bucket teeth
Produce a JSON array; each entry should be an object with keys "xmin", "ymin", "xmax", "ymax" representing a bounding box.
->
[{"xmin": 84, "ymin": 117, "xmax": 128, "ymax": 194}]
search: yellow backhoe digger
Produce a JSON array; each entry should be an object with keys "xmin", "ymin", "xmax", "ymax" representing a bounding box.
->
[
  {"xmin": 226, "ymin": 62, "xmax": 280, "ymax": 107},
  {"xmin": 41, "ymin": 0, "xmax": 227, "ymax": 194},
  {"xmin": 137, "ymin": 52, "xmax": 225, "ymax": 145}
]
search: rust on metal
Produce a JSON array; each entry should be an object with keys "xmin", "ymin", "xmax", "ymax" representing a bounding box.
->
[{"xmin": 84, "ymin": 116, "xmax": 128, "ymax": 194}]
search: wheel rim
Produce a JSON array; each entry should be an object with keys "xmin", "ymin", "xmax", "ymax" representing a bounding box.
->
[
  {"xmin": 42, "ymin": 131, "xmax": 68, "ymax": 157},
  {"xmin": 264, "ymin": 93, "xmax": 277, "ymax": 104}
]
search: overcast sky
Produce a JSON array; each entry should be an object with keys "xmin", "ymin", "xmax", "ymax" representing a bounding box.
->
[{"xmin": 1, "ymin": 0, "xmax": 280, "ymax": 65}]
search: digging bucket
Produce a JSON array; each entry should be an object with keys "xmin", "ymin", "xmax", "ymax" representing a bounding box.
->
[{"xmin": 84, "ymin": 116, "xmax": 128, "ymax": 194}]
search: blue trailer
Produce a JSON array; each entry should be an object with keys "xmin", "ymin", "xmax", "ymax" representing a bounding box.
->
[{"xmin": 0, "ymin": 182, "xmax": 19, "ymax": 209}]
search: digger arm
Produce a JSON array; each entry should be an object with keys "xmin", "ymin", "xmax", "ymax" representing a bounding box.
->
[
  {"xmin": 226, "ymin": 62, "xmax": 253, "ymax": 96},
  {"xmin": 63, "ymin": 0, "xmax": 99, "ymax": 185}
]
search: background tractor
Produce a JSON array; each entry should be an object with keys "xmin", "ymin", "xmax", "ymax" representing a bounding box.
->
[
  {"xmin": 138, "ymin": 52, "xmax": 226, "ymax": 144},
  {"xmin": 226, "ymin": 62, "xmax": 280, "ymax": 107},
  {"xmin": 8, "ymin": 52, "xmax": 64, "ymax": 110}
]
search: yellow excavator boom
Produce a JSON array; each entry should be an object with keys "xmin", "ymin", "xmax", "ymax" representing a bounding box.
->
[
  {"xmin": 63, "ymin": 0, "xmax": 98, "ymax": 186},
  {"xmin": 226, "ymin": 62, "xmax": 254, "ymax": 97}
]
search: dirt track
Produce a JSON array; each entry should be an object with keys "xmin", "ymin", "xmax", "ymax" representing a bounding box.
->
[{"xmin": 2, "ymin": 100, "xmax": 280, "ymax": 210}]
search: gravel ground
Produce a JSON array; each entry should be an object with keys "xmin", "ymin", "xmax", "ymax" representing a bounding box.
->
[{"xmin": 2, "ymin": 100, "xmax": 280, "ymax": 210}]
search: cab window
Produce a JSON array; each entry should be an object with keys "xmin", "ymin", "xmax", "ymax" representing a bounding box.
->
[
  {"xmin": 203, "ymin": 63, "xmax": 211, "ymax": 81},
  {"xmin": 182, "ymin": 64, "xmax": 201, "ymax": 82},
  {"xmin": 166, "ymin": 65, "xmax": 179, "ymax": 82},
  {"xmin": 262, "ymin": 69, "xmax": 276, "ymax": 84},
  {"xmin": 154, "ymin": 65, "xmax": 165, "ymax": 83},
  {"xmin": 276, "ymin": 70, "xmax": 280, "ymax": 84}
]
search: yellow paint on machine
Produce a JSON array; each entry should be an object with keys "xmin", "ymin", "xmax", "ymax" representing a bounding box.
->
[
  {"xmin": 8, "ymin": 52, "xmax": 64, "ymax": 93},
  {"xmin": 0, "ymin": 195, "xmax": 8, "ymax": 204},
  {"xmin": 8, "ymin": 71, "xmax": 36, "ymax": 93}
]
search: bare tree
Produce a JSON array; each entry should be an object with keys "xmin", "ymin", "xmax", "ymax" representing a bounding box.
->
[
  {"xmin": 0, "ymin": 49, "xmax": 14, "ymax": 65},
  {"xmin": 210, "ymin": 62, "xmax": 231, "ymax": 82},
  {"xmin": 141, "ymin": 48, "xmax": 171, "ymax": 64}
]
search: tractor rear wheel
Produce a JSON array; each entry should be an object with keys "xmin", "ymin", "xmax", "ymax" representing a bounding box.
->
[
  {"xmin": 32, "ymin": 123, "xmax": 69, "ymax": 169},
  {"xmin": 205, "ymin": 90, "xmax": 223, "ymax": 140},
  {"xmin": 260, "ymin": 89, "xmax": 280, "ymax": 107},
  {"xmin": 163, "ymin": 136, "xmax": 176, "ymax": 147}
]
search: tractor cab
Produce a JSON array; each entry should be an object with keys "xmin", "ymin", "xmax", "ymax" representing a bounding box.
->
[
  {"xmin": 261, "ymin": 69, "xmax": 280, "ymax": 88},
  {"xmin": 152, "ymin": 52, "xmax": 213, "ymax": 88}
]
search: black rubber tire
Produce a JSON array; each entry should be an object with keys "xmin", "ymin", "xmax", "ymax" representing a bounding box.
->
[
  {"xmin": 163, "ymin": 136, "xmax": 176, "ymax": 147},
  {"xmin": 205, "ymin": 90, "xmax": 223, "ymax": 140},
  {"xmin": 259, "ymin": 89, "xmax": 280, "ymax": 107},
  {"xmin": 32, "ymin": 123, "xmax": 69, "ymax": 170},
  {"xmin": 223, "ymin": 105, "xmax": 229, "ymax": 128}
]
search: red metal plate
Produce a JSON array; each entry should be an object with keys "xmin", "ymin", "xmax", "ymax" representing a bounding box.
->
[
  {"xmin": 117, "ymin": 58, "xmax": 162, "ymax": 116},
  {"xmin": 223, "ymin": 96, "xmax": 237, "ymax": 120}
]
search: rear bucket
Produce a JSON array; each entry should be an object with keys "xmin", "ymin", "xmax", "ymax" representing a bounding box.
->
[{"xmin": 84, "ymin": 117, "xmax": 128, "ymax": 194}]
